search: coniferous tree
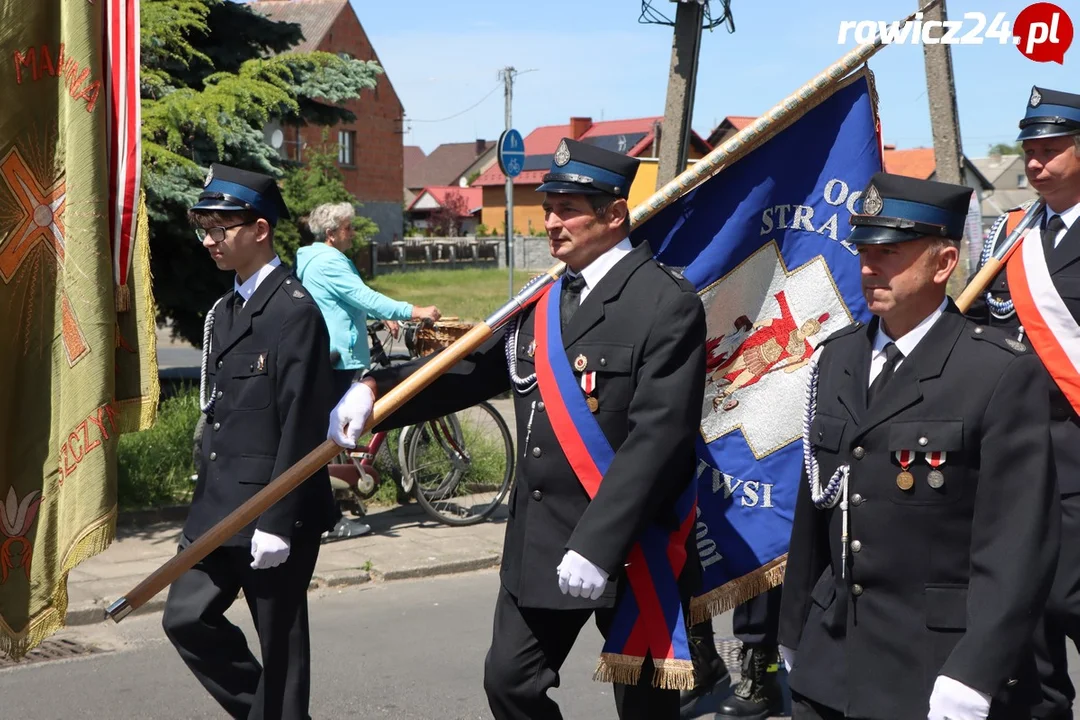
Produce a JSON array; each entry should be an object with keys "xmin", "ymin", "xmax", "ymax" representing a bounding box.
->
[{"xmin": 142, "ymin": 0, "xmax": 382, "ymax": 344}]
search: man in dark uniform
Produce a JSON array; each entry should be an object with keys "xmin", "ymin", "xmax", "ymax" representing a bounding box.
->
[
  {"xmin": 966, "ymin": 86, "xmax": 1080, "ymax": 720},
  {"xmin": 162, "ymin": 164, "xmax": 340, "ymax": 720},
  {"xmin": 328, "ymin": 138, "xmax": 707, "ymax": 720},
  {"xmin": 778, "ymin": 172, "xmax": 1060, "ymax": 719}
]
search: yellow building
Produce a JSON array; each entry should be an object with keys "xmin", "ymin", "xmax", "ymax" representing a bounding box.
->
[{"xmin": 474, "ymin": 116, "xmax": 710, "ymax": 236}]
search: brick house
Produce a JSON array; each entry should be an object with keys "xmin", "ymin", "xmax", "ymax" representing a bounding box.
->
[
  {"xmin": 250, "ymin": 0, "xmax": 405, "ymax": 244},
  {"xmin": 473, "ymin": 116, "xmax": 711, "ymax": 235}
]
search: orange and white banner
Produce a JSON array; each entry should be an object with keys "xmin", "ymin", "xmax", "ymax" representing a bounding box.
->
[{"xmin": 1007, "ymin": 223, "xmax": 1080, "ymax": 413}]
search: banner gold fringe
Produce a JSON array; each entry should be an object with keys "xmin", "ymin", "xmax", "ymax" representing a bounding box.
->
[
  {"xmin": 115, "ymin": 191, "xmax": 159, "ymax": 435},
  {"xmin": 115, "ymin": 283, "xmax": 130, "ymax": 312},
  {"xmin": 594, "ymin": 654, "xmax": 696, "ymax": 690},
  {"xmin": 0, "ymin": 508, "xmax": 116, "ymax": 660},
  {"xmin": 689, "ymin": 555, "xmax": 787, "ymax": 625}
]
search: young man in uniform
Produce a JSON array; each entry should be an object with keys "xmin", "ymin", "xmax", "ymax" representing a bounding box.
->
[
  {"xmin": 966, "ymin": 86, "xmax": 1080, "ymax": 720},
  {"xmin": 779, "ymin": 173, "xmax": 1060, "ymax": 719},
  {"xmin": 328, "ymin": 139, "xmax": 707, "ymax": 720},
  {"xmin": 162, "ymin": 164, "xmax": 340, "ymax": 720}
]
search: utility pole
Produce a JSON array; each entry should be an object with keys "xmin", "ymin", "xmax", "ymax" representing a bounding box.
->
[
  {"xmin": 921, "ymin": 0, "xmax": 964, "ymax": 186},
  {"xmin": 656, "ymin": 1, "xmax": 704, "ymax": 189},
  {"xmin": 501, "ymin": 66, "xmax": 515, "ymax": 299}
]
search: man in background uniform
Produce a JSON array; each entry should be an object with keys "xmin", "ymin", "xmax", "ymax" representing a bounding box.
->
[
  {"xmin": 162, "ymin": 164, "xmax": 340, "ymax": 720},
  {"xmin": 327, "ymin": 139, "xmax": 707, "ymax": 720},
  {"xmin": 966, "ymin": 86, "xmax": 1080, "ymax": 720},
  {"xmin": 779, "ymin": 173, "xmax": 1059, "ymax": 719}
]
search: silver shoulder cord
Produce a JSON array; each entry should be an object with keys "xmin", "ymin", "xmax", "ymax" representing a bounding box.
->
[
  {"xmin": 802, "ymin": 348, "xmax": 851, "ymax": 578},
  {"xmin": 199, "ymin": 297, "xmax": 226, "ymax": 414},
  {"xmin": 505, "ymin": 315, "xmax": 539, "ymax": 456}
]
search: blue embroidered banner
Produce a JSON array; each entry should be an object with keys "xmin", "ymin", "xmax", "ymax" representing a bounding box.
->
[{"xmin": 633, "ymin": 71, "xmax": 880, "ymax": 618}]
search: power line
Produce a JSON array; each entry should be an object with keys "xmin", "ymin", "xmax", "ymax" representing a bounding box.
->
[{"xmin": 406, "ymin": 83, "xmax": 502, "ymax": 124}]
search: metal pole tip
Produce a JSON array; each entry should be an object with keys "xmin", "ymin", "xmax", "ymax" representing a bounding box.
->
[{"xmin": 105, "ymin": 597, "xmax": 132, "ymax": 623}]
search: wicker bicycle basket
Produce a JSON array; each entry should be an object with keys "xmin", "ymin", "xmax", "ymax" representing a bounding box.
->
[{"xmin": 411, "ymin": 320, "xmax": 475, "ymax": 357}]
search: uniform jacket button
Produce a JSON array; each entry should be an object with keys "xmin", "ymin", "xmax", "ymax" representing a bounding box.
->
[
  {"xmin": 851, "ymin": 540, "xmax": 862, "ymax": 553},
  {"xmin": 537, "ymin": 401, "xmax": 545, "ymax": 412},
  {"xmin": 851, "ymin": 493, "xmax": 864, "ymax": 506},
  {"xmin": 294, "ymin": 520, "xmax": 303, "ymax": 528},
  {"xmin": 851, "ymin": 583, "xmax": 863, "ymax": 596},
  {"xmin": 213, "ymin": 422, "xmax": 221, "ymax": 431},
  {"xmin": 918, "ymin": 436, "xmax": 929, "ymax": 447},
  {"xmin": 531, "ymin": 490, "xmax": 543, "ymax": 501},
  {"xmin": 216, "ymin": 390, "xmax": 223, "ymax": 399},
  {"xmin": 852, "ymin": 446, "xmax": 865, "ymax": 460},
  {"xmin": 209, "ymin": 452, "xmax": 217, "ymax": 461},
  {"xmin": 531, "ymin": 447, "xmax": 542, "ymax": 458},
  {"xmin": 1006, "ymin": 678, "xmax": 1018, "ymax": 687},
  {"xmin": 216, "ymin": 360, "xmax": 223, "ymax": 368},
  {"xmin": 599, "ymin": 357, "xmax": 607, "ymax": 367}
]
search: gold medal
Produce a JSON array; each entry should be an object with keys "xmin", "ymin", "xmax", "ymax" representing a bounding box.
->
[
  {"xmin": 896, "ymin": 470, "xmax": 914, "ymax": 491},
  {"xmin": 586, "ymin": 396, "xmax": 599, "ymax": 413},
  {"xmin": 927, "ymin": 469, "xmax": 945, "ymax": 489},
  {"xmin": 573, "ymin": 354, "xmax": 588, "ymax": 372}
]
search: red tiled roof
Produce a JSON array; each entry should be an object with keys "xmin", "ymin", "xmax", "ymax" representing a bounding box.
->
[
  {"xmin": 248, "ymin": 0, "xmax": 347, "ymax": 53},
  {"xmin": 883, "ymin": 147, "xmax": 936, "ymax": 180},
  {"xmin": 407, "ymin": 141, "xmax": 495, "ymax": 190},
  {"xmin": 725, "ymin": 116, "xmax": 756, "ymax": 130},
  {"xmin": 407, "ymin": 186, "xmax": 482, "ymax": 216},
  {"xmin": 475, "ymin": 116, "xmax": 706, "ymax": 187}
]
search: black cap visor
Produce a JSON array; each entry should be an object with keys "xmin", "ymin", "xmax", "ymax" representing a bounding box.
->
[
  {"xmin": 536, "ymin": 180, "xmax": 605, "ymax": 195},
  {"xmin": 1017, "ymin": 120, "xmax": 1080, "ymax": 141}
]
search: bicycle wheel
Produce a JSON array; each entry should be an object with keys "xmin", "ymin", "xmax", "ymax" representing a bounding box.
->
[{"xmin": 407, "ymin": 401, "xmax": 515, "ymax": 526}]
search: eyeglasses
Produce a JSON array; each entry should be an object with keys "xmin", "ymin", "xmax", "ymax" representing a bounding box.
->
[{"xmin": 194, "ymin": 220, "xmax": 254, "ymax": 244}]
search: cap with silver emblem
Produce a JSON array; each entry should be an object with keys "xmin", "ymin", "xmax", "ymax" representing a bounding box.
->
[
  {"xmin": 536, "ymin": 138, "xmax": 640, "ymax": 199},
  {"xmin": 1017, "ymin": 86, "xmax": 1080, "ymax": 141}
]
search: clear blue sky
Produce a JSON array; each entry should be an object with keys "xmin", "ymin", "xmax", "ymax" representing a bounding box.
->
[{"xmin": 351, "ymin": 0, "xmax": 1076, "ymax": 157}]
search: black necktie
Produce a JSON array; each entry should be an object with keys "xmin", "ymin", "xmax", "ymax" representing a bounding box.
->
[
  {"xmin": 1044, "ymin": 214, "xmax": 1067, "ymax": 257},
  {"xmin": 560, "ymin": 273, "xmax": 587, "ymax": 329},
  {"xmin": 867, "ymin": 342, "xmax": 903, "ymax": 406},
  {"xmin": 233, "ymin": 294, "xmax": 245, "ymax": 314}
]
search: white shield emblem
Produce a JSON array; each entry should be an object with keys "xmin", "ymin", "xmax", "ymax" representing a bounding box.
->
[
  {"xmin": 203, "ymin": 166, "xmax": 214, "ymax": 188},
  {"xmin": 699, "ymin": 242, "xmax": 853, "ymax": 459},
  {"xmin": 1030, "ymin": 87, "xmax": 1042, "ymax": 108}
]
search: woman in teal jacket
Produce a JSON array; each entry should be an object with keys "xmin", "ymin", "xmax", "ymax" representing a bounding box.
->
[{"xmin": 297, "ymin": 202, "xmax": 440, "ymax": 396}]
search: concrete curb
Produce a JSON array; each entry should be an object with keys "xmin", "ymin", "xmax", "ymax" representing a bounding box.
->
[{"xmin": 64, "ymin": 555, "xmax": 501, "ymax": 627}]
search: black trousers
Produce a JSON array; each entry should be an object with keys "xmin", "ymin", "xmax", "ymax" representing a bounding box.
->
[
  {"xmin": 162, "ymin": 537, "xmax": 320, "ymax": 720},
  {"xmin": 792, "ymin": 694, "xmax": 856, "ymax": 719},
  {"xmin": 1033, "ymin": 491, "xmax": 1080, "ymax": 718},
  {"xmin": 484, "ymin": 583, "xmax": 680, "ymax": 720},
  {"xmin": 733, "ymin": 585, "xmax": 782, "ymax": 646}
]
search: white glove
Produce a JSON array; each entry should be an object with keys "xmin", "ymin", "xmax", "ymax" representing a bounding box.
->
[
  {"xmin": 556, "ymin": 550, "xmax": 608, "ymax": 600},
  {"xmin": 780, "ymin": 645, "xmax": 796, "ymax": 673},
  {"xmin": 927, "ymin": 675, "xmax": 991, "ymax": 720},
  {"xmin": 250, "ymin": 530, "xmax": 291, "ymax": 570},
  {"xmin": 328, "ymin": 381, "xmax": 375, "ymax": 448}
]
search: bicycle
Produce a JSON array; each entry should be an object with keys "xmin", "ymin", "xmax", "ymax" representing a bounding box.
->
[{"xmin": 327, "ymin": 320, "xmax": 515, "ymax": 528}]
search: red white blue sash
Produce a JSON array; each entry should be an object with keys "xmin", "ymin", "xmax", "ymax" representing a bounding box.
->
[{"xmin": 533, "ymin": 278, "xmax": 697, "ymax": 689}]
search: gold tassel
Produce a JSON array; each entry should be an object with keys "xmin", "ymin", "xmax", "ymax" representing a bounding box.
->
[
  {"xmin": 115, "ymin": 283, "xmax": 130, "ymax": 313},
  {"xmin": 651, "ymin": 658, "xmax": 696, "ymax": 691},
  {"xmin": 594, "ymin": 653, "xmax": 644, "ymax": 686},
  {"xmin": 689, "ymin": 555, "xmax": 787, "ymax": 624},
  {"xmin": 0, "ymin": 508, "xmax": 116, "ymax": 660}
]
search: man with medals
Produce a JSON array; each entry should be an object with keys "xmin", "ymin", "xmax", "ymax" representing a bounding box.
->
[
  {"xmin": 778, "ymin": 172, "xmax": 1060, "ymax": 719},
  {"xmin": 966, "ymin": 86, "xmax": 1080, "ymax": 720},
  {"xmin": 327, "ymin": 138, "xmax": 707, "ymax": 719},
  {"xmin": 162, "ymin": 165, "xmax": 341, "ymax": 719}
]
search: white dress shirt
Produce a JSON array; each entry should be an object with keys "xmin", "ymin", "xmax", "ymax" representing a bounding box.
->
[
  {"xmin": 233, "ymin": 256, "xmax": 282, "ymax": 305},
  {"xmin": 565, "ymin": 237, "xmax": 634, "ymax": 305},
  {"xmin": 1046, "ymin": 201, "xmax": 1080, "ymax": 248},
  {"xmin": 867, "ymin": 298, "xmax": 948, "ymax": 386}
]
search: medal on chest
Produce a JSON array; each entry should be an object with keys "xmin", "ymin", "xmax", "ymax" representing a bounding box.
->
[
  {"xmin": 895, "ymin": 450, "xmax": 915, "ymax": 491},
  {"xmin": 925, "ymin": 451, "xmax": 947, "ymax": 488},
  {"xmin": 580, "ymin": 371, "xmax": 598, "ymax": 413}
]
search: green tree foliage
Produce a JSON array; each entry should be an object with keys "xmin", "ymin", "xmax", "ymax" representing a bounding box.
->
[
  {"xmin": 278, "ymin": 137, "xmax": 379, "ymax": 262},
  {"xmin": 142, "ymin": 0, "xmax": 383, "ymax": 344}
]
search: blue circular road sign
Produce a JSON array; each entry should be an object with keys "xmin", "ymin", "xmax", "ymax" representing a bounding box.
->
[{"xmin": 498, "ymin": 129, "xmax": 525, "ymax": 178}]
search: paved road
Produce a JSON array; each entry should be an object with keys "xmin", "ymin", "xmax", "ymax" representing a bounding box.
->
[{"xmin": 2, "ymin": 570, "xmax": 687, "ymax": 720}]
